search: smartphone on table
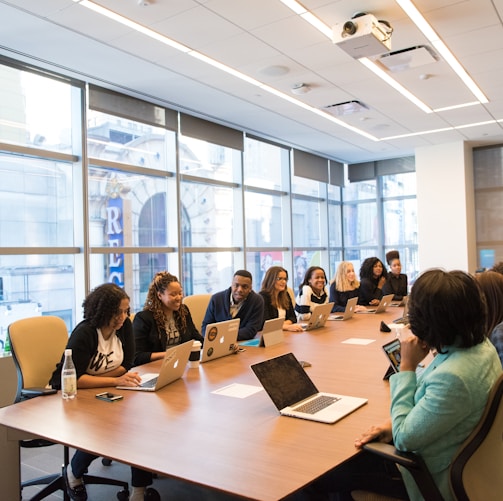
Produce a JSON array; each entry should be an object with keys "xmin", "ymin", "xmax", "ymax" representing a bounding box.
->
[{"xmin": 95, "ymin": 392, "xmax": 123, "ymax": 402}]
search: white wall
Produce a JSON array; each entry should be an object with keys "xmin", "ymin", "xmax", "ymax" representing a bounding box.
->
[{"xmin": 416, "ymin": 141, "xmax": 476, "ymax": 273}]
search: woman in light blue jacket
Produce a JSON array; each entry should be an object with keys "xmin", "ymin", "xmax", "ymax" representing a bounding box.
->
[{"xmin": 306, "ymin": 269, "xmax": 502, "ymax": 501}]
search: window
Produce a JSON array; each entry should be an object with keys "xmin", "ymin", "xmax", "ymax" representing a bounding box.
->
[
  {"xmin": 179, "ymin": 135, "xmax": 243, "ymax": 295},
  {"xmin": 474, "ymin": 146, "xmax": 503, "ymax": 268},
  {"xmin": 0, "ymin": 56, "xmax": 419, "ymax": 342},
  {"xmin": 0, "ymin": 62, "xmax": 82, "ymax": 343}
]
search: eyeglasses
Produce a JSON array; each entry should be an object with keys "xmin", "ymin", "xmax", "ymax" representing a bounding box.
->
[{"xmin": 276, "ymin": 277, "xmax": 288, "ymax": 282}]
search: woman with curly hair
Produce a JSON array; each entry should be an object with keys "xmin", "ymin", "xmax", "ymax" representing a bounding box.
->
[
  {"xmin": 133, "ymin": 271, "xmax": 203, "ymax": 367},
  {"xmin": 49, "ymin": 283, "xmax": 148, "ymax": 501},
  {"xmin": 359, "ymin": 256, "xmax": 387, "ymax": 306},
  {"xmin": 259, "ymin": 266, "xmax": 303, "ymax": 332}
]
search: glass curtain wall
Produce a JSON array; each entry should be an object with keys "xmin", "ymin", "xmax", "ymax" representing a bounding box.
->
[
  {"xmin": 244, "ymin": 137, "xmax": 290, "ymax": 290},
  {"xmin": 0, "ymin": 63, "xmax": 83, "ymax": 345},
  {"xmin": 0, "ymin": 57, "xmax": 418, "ymax": 346},
  {"xmin": 343, "ymin": 171, "xmax": 418, "ymax": 286}
]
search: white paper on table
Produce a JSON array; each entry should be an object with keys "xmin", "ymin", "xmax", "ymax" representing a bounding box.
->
[
  {"xmin": 212, "ymin": 383, "xmax": 263, "ymax": 398},
  {"xmin": 341, "ymin": 338, "xmax": 375, "ymax": 345}
]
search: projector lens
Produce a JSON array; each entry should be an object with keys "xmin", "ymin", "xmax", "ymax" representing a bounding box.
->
[{"xmin": 342, "ymin": 21, "xmax": 357, "ymax": 35}]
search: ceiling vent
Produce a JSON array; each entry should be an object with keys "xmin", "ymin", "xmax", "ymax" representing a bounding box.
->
[
  {"xmin": 324, "ymin": 100, "xmax": 369, "ymax": 117},
  {"xmin": 378, "ymin": 45, "xmax": 438, "ymax": 72}
]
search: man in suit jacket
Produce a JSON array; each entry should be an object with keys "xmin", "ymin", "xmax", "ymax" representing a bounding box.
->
[{"xmin": 202, "ymin": 270, "xmax": 264, "ymax": 341}]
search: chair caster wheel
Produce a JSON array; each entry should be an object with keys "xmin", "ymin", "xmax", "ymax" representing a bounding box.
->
[
  {"xmin": 102, "ymin": 457, "xmax": 112, "ymax": 466},
  {"xmin": 145, "ymin": 487, "xmax": 161, "ymax": 500},
  {"xmin": 117, "ymin": 488, "xmax": 130, "ymax": 500}
]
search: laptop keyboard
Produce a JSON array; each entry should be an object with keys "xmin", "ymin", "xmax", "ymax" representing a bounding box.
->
[
  {"xmin": 293, "ymin": 395, "xmax": 340, "ymax": 414},
  {"xmin": 140, "ymin": 377, "xmax": 158, "ymax": 388}
]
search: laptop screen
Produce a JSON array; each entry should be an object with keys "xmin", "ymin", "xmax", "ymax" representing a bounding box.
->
[{"xmin": 251, "ymin": 353, "xmax": 318, "ymax": 410}]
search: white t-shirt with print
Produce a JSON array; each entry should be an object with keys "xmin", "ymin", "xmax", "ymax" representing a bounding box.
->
[{"xmin": 87, "ymin": 329, "xmax": 124, "ymax": 375}]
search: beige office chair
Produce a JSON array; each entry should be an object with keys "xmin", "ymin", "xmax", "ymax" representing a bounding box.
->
[
  {"xmin": 183, "ymin": 293, "xmax": 211, "ymax": 333},
  {"xmin": 8, "ymin": 315, "xmax": 129, "ymax": 501},
  {"xmin": 355, "ymin": 372, "xmax": 503, "ymax": 501}
]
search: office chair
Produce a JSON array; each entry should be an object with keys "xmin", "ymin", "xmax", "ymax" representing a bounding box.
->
[
  {"xmin": 354, "ymin": 372, "xmax": 503, "ymax": 501},
  {"xmin": 183, "ymin": 293, "xmax": 212, "ymax": 333},
  {"xmin": 8, "ymin": 315, "xmax": 130, "ymax": 501}
]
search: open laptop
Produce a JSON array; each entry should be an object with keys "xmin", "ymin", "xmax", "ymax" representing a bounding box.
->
[
  {"xmin": 239, "ymin": 317, "xmax": 284, "ymax": 347},
  {"xmin": 357, "ymin": 294, "xmax": 394, "ymax": 314},
  {"xmin": 329, "ymin": 297, "xmax": 358, "ymax": 321},
  {"xmin": 201, "ymin": 318, "xmax": 240, "ymax": 363},
  {"xmin": 393, "ymin": 296, "xmax": 409, "ymax": 324},
  {"xmin": 251, "ymin": 352, "xmax": 367, "ymax": 424},
  {"xmin": 117, "ymin": 340, "xmax": 192, "ymax": 392},
  {"xmin": 301, "ymin": 302, "xmax": 335, "ymax": 330}
]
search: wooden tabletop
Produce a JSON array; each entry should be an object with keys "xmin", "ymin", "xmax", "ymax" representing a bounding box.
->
[{"xmin": 0, "ymin": 309, "xmax": 405, "ymax": 500}]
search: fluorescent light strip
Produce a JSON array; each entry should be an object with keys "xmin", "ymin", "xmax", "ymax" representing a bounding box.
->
[
  {"xmin": 396, "ymin": 0, "xmax": 488, "ymax": 103},
  {"xmin": 433, "ymin": 101, "xmax": 479, "ymax": 112},
  {"xmin": 359, "ymin": 57, "xmax": 432, "ymax": 113},
  {"xmin": 382, "ymin": 119, "xmax": 499, "ymax": 140},
  {"xmin": 279, "ymin": 0, "xmax": 306, "ymax": 15},
  {"xmin": 73, "ymin": 0, "xmax": 378, "ymax": 141},
  {"xmin": 300, "ymin": 12, "xmax": 333, "ymax": 38}
]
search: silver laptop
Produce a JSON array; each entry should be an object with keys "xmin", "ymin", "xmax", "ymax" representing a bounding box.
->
[
  {"xmin": 301, "ymin": 302, "xmax": 335, "ymax": 330},
  {"xmin": 329, "ymin": 297, "xmax": 358, "ymax": 321},
  {"xmin": 357, "ymin": 294, "xmax": 394, "ymax": 314},
  {"xmin": 251, "ymin": 352, "xmax": 368, "ymax": 424},
  {"xmin": 201, "ymin": 318, "xmax": 240, "ymax": 363},
  {"xmin": 117, "ymin": 340, "xmax": 192, "ymax": 392},
  {"xmin": 393, "ymin": 296, "xmax": 409, "ymax": 324},
  {"xmin": 239, "ymin": 317, "xmax": 284, "ymax": 347}
]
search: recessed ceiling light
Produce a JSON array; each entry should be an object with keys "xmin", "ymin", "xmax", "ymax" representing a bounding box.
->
[{"xmin": 260, "ymin": 65, "xmax": 290, "ymax": 77}]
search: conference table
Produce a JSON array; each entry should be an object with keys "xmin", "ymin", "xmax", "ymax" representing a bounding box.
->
[{"xmin": 0, "ymin": 308, "xmax": 407, "ymax": 500}]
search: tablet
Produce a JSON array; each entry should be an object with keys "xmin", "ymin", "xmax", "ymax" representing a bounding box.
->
[{"xmin": 382, "ymin": 338, "xmax": 425, "ymax": 380}]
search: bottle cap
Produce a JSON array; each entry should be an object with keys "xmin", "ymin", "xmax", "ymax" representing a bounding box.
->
[{"xmin": 65, "ymin": 348, "xmax": 72, "ymax": 356}]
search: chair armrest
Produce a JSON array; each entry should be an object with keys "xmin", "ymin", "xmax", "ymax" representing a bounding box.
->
[
  {"xmin": 363, "ymin": 442, "xmax": 444, "ymax": 501},
  {"xmin": 21, "ymin": 387, "xmax": 57, "ymax": 398},
  {"xmin": 363, "ymin": 442, "xmax": 424, "ymax": 470}
]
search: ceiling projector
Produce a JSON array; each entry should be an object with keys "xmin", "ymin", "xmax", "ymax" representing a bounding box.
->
[{"xmin": 332, "ymin": 13, "xmax": 392, "ymax": 59}]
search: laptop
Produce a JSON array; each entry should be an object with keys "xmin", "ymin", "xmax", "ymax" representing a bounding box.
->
[
  {"xmin": 200, "ymin": 318, "xmax": 240, "ymax": 363},
  {"xmin": 393, "ymin": 296, "xmax": 409, "ymax": 324},
  {"xmin": 251, "ymin": 352, "xmax": 367, "ymax": 424},
  {"xmin": 239, "ymin": 317, "xmax": 284, "ymax": 347},
  {"xmin": 357, "ymin": 294, "xmax": 394, "ymax": 314},
  {"xmin": 382, "ymin": 338, "xmax": 425, "ymax": 380},
  {"xmin": 301, "ymin": 302, "xmax": 335, "ymax": 330},
  {"xmin": 117, "ymin": 340, "xmax": 192, "ymax": 392},
  {"xmin": 329, "ymin": 297, "xmax": 358, "ymax": 321}
]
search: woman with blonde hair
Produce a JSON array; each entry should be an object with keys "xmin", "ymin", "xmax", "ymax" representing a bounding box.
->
[{"xmin": 329, "ymin": 261, "xmax": 366, "ymax": 312}]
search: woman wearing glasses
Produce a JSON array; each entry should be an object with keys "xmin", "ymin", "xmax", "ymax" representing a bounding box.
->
[{"xmin": 260, "ymin": 266, "xmax": 303, "ymax": 332}]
